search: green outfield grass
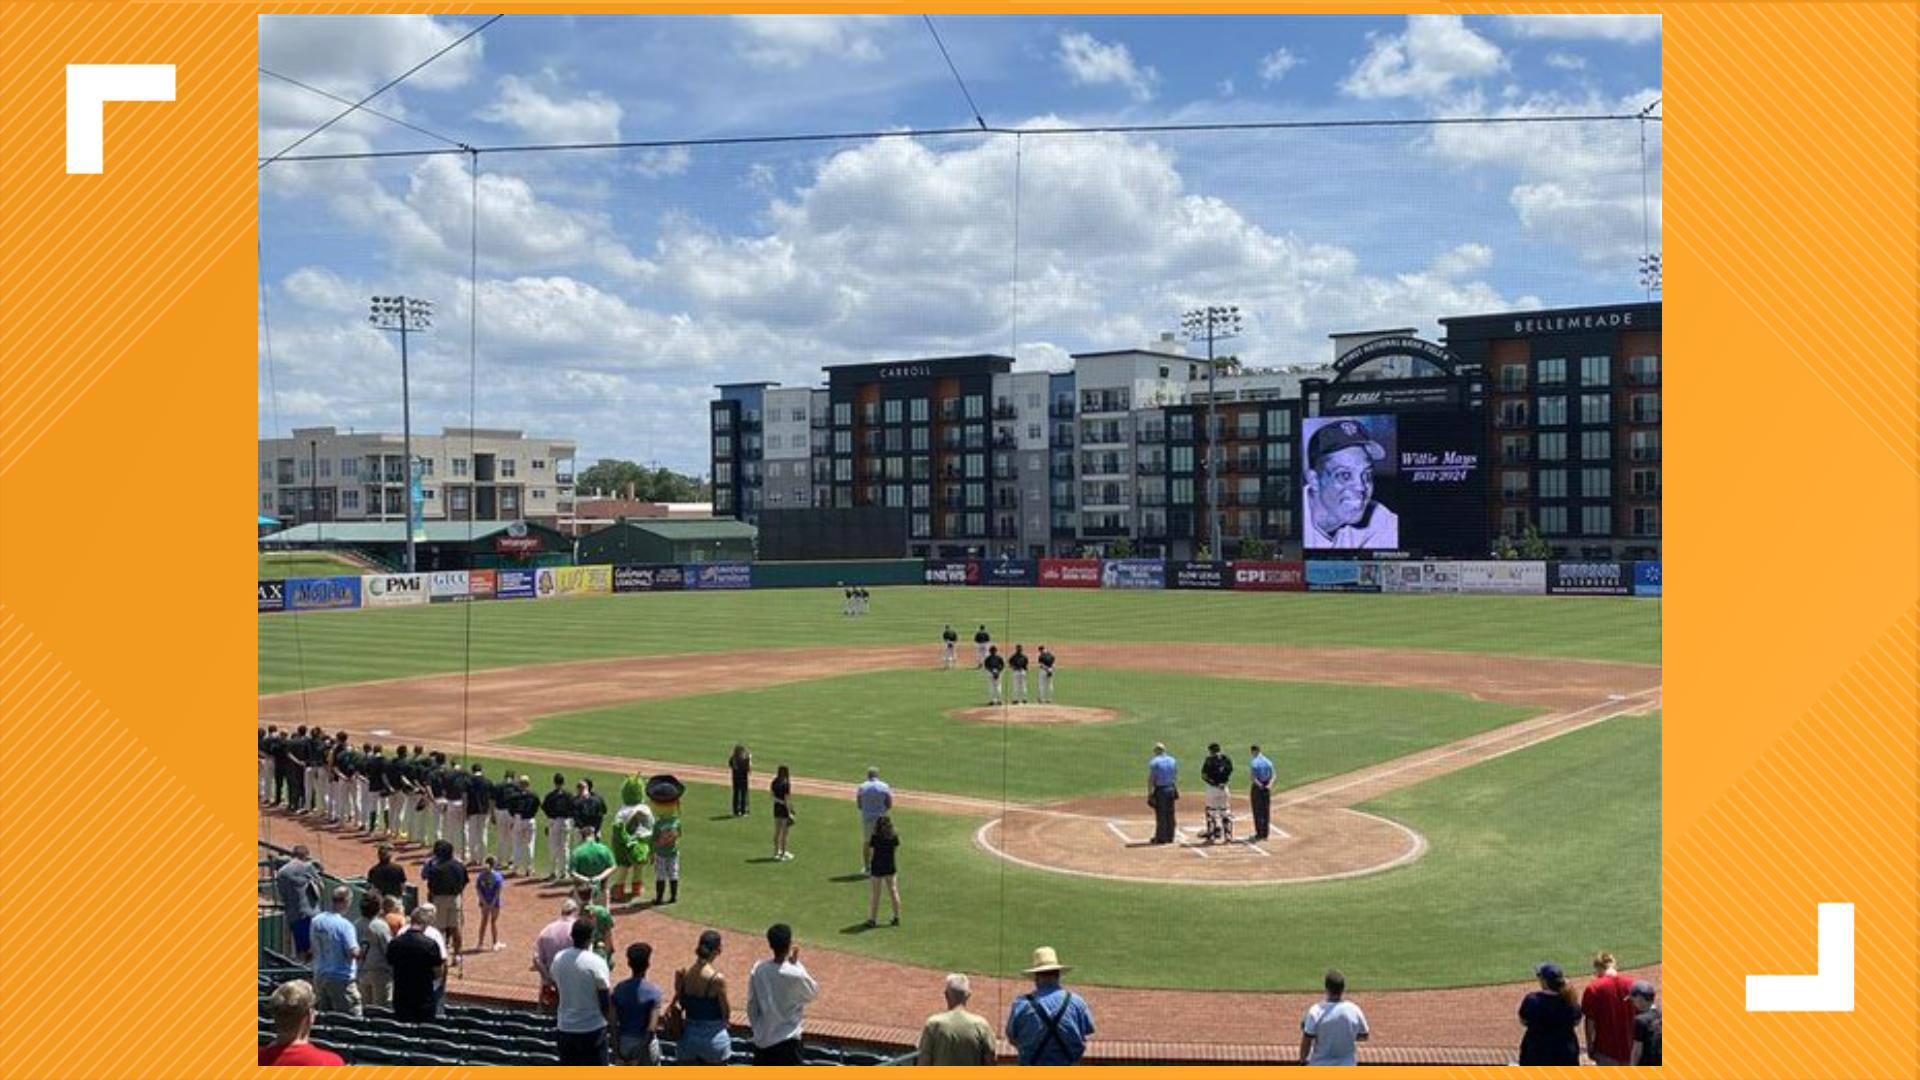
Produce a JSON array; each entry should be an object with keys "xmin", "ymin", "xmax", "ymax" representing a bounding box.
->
[
  {"xmin": 500, "ymin": 669, "xmax": 1538, "ymax": 803},
  {"xmin": 309, "ymin": 711, "xmax": 1656, "ymax": 992},
  {"xmin": 259, "ymin": 586, "xmax": 1659, "ymax": 692},
  {"xmin": 260, "ymin": 550, "xmax": 369, "ymax": 580}
]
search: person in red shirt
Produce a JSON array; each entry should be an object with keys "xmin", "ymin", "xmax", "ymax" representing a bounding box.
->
[
  {"xmin": 1580, "ymin": 951, "xmax": 1639, "ymax": 1065},
  {"xmin": 259, "ymin": 979, "xmax": 346, "ymax": 1066}
]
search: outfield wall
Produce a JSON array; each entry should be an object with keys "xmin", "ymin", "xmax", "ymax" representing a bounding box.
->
[{"xmin": 259, "ymin": 559, "xmax": 1659, "ymax": 612}]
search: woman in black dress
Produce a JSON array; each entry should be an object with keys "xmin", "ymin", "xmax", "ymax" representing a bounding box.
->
[
  {"xmin": 770, "ymin": 765, "xmax": 794, "ymax": 861},
  {"xmin": 864, "ymin": 815, "xmax": 901, "ymax": 928},
  {"xmin": 727, "ymin": 745, "xmax": 751, "ymax": 817},
  {"xmin": 1518, "ymin": 962, "xmax": 1583, "ymax": 1065}
]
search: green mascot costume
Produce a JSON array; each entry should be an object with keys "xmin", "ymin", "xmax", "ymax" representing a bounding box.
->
[
  {"xmin": 646, "ymin": 774, "xmax": 686, "ymax": 905},
  {"xmin": 610, "ymin": 774, "xmax": 654, "ymax": 904}
]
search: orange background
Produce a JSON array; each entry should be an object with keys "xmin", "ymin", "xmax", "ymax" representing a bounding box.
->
[{"xmin": 0, "ymin": 2, "xmax": 1914, "ymax": 1077}]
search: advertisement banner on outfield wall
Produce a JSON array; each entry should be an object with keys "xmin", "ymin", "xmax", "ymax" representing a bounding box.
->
[
  {"xmin": 363, "ymin": 573, "xmax": 430, "ymax": 607},
  {"xmin": 923, "ymin": 560, "xmax": 979, "ymax": 586},
  {"xmin": 1456, "ymin": 561, "xmax": 1547, "ymax": 595},
  {"xmin": 613, "ymin": 564, "xmax": 685, "ymax": 592},
  {"xmin": 1380, "ymin": 561, "xmax": 1460, "ymax": 594},
  {"xmin": 495, "ymin": 568, "xmax": 539, "ymax": 599},
  {"xmin": 1037, "ymin": 559, "xmax": 1101, "ymax": 588},
  {"xmin": 1231, "ymin": 561, "xmax": 1307, "ymax": 591},
  {"xmin": 468, "ymin": 569, "xmax": 497, "ymax": 599},
  {"xmin": 257, "ymin": 580, "xmax": 285, "ymax": 612},
  {"xmin": 287, "ymin": 575, "xmax": 362, "ymax": 611},
  {"xmin": 1633, "ymin": 561, "xmax": 1662, "ymax": 597},
  {"xmin": 982, "ymin": 559, "xmax": 1036, "ymax": 586},
  {"xmin": 684, "ymin": 562, "xmax": 752, "ymax": 590},
  {"xmin": 428, "ymin": 571, "xmax": 471, "ymax": 602},
  {"xmin": 1101, "ymin": 559, "xmax": 1166, "ymax": 590},
  {"xmin": 551, "ymin": 565, "xmax": 613, "ymax": 596},
  {"xmin": 1305, "ymin": 561, "xmax": 1382, "ymax": 593},
  {"xmin": 1171, "ymin": 561, "xmax": 1229, "ymax": 590},
  {"xmin": 1547, "ymin": 561, "xmax": 1632, "ymax": 596}
]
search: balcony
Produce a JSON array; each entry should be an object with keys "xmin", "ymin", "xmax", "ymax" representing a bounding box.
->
[
  {"xmin": 1050, "ymin": 496, "xmax": 1075, "ymax": 509},
  {"xmin": 1630, "ymin": 447, "xmax": 1663, "ymax": 462},
  {"xmin": 1052, "ymin": 430, "xmax": 1075, "ymax": 447},
  {"xmin": 1079, "ymin": 523, "xmax": 1129, "ymax": 538},
  {"xmin": 1628, "ymin": 369, "xmax": 1662, "ymax": 386},
  {"xmin": 1136, "ymin": 426, "xmax": 1165, "ymax": 443},
  {"xmin": 993, "ymin": 433, "xmax": 1018, "ymax": 450},
  {"xmin": 993, "ymin": 404, "xmax": 1019, "ymax": 420},
  {"xmin": 941, "ymin": 435, "xmax": 962, "ymax": 452},
  {"xmin": 1049, "ymin": 467, "xmax": 1074, "ymax": 480},
  {"xmin": 1631, "ymin": 409, "xmax": 1662, "ymax": 425},
  {"xmin": 1498, "ymin": 377, "xmax": 1529, "ymax": 394},
  {"xmin": 1049, "ymin": 401, "xmax": 1076, "ymax": 419},
  {"xmin": 939, "ymin": 402, "xmax": 961, "ymax": 422},
  {"xmin": 1631, "ymin": 484, "xmax": 1662, "ymax": 498},
  {"xmin": 993, "ymin": 524, "xmax": 1019, "ymax": 539},
  {"xmin": 1136, "ymin": 459, "xmax": 1165, "ymax": 475},
  {"xmin": 810, "ymin": 413, "xmax": 830, "ymax": 428},
  {"xmin": 1493, "ymin": 413, "xmax": 1531, "ymax": 429},
  {"xmin": 992, "ymin": 465, "xmax": 1017, "ymax": 480},
  {"xmin": 1500, "ymin": 449, "xmax": 1535, "ymax": 464},
  {"xmin": 1500, "ymin": 488, "xmax": 1531, "ymax": 501},
  {"xmin": 1263, "ymin": 457, "xmax": 1292, "ymax": 473},
  {"xmin": 994, "ymin": 495, "xmax": 1019, "ymax": 510},
  {"xmin": 740, "ymin": 417, "xmax": 762, "ymax": 432}
]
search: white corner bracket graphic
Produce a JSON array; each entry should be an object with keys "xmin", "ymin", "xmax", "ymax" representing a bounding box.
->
[
  {"xmin": 67, "ymin": 64, "xmax": 175, "ymax": 174},
  {"xmin": 1746, "ymin": 902, "xmax": 1855, "ymax": 1012}
]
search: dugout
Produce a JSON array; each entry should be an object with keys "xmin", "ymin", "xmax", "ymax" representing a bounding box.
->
[
  {"xmin": 258, "ymin": 520, "xmax": 573, "ymax": 571},
  {"xmin": 577, "ymin": 518, "xmax": 758, "ymax": 565}
]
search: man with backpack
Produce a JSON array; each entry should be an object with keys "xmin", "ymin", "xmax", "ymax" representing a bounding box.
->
[{"xmin": 1004, "ymin": 946, "xmax": 1095, "ymax": 1065}]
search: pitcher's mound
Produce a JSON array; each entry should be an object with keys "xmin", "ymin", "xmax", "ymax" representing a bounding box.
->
[{"xmin": 946, "ymin": 704, "xmax": 1120, "ymax": 726}]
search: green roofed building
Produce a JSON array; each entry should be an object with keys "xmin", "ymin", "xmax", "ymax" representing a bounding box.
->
[
  {"xmin": 577, "ymin": 518, "xmax": 757, "ymax": 566},
  {"xmin": 258, "ymin": 520, "xmax": 573, "ymax": 571}
]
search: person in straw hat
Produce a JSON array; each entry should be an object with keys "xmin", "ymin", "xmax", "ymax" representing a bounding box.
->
[{"xmin": 1004, "ymin": 946, "xmax": 1095, "ymax": 1065}]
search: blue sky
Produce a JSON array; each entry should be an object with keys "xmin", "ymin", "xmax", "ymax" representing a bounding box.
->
[{"xmin": 259, "ymin": 13, "xmax": 1660, "ymax": 474}]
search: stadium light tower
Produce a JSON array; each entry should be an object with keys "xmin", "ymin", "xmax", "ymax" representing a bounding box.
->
[
  {"xmin": 368, "ymin": 295, "xmax": 433, "ymax": 573},
  {"xmin": 1638, "ymin": 252, "xmax": 1662, "ymax": 298},
  {"xmin": 1181, "ymin": 304, "xmax": 1243, "ymax": 560}
]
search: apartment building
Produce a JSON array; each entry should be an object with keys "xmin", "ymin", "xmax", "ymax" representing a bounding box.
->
[{"xmin": 259, "ymin": 426, "xmax": 577, "ymax": 528}]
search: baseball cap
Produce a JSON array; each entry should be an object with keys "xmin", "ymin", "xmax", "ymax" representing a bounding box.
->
[
  {"xmin": 1308, "ymin": 419, "xmax": 1386, "ymax": 467},
  {"xmin": 1630, "ymin": 980, "xmax": 1657, "ymax": 1000},
  {"xmin": 1535, "ymin": 962, "xmax": 1565, "ymax": 982}
]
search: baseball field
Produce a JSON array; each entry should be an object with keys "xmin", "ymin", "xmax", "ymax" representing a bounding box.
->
[{"xmin": 258, "ymin": 585, "xmax": 1659, "ymax": 999}]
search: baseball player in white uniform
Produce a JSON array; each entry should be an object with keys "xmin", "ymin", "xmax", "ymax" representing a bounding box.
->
[{"xmin": 983, "ymin": 646, "xmax": 1005, "ymax": 705}]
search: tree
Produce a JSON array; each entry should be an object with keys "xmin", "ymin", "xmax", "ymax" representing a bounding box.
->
[
  {"xmin": 577, "ymin": 459, "xmax": 705, "ymax": 502},
  {"xmin": 1239, "ymin": 536, "xmax": 1271, "ymax": 560},
  {"xmin": 1107, "ymin": 535, "xmax": 1135, "ymax": 559},
  {"xmin": 1516, "ymin": 525, "xmax": 1552, "ymax": 560}
]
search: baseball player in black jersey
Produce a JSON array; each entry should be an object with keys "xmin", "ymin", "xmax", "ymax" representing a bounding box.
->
[
  {"xmin": 444, "ymin": 761, "xmax": 470, "ymax": 853},
  {"xmin": 1200, "ymin": 743, "xmax": 1235, "ymax": 844},
  {"xmin": 264, "ymin": 726, "xmax": 288, "ymax": 806},
  {"xmin": 983, "ymin": 645, "xmax": 1006, "ymax": 705},
  {"xmin": 365, "ymin": 745, "xmax": 389, "ymax": 833},
  {"xmin": 427, "ymin": 753, "xmax": 449, "ymax": 842},
  {"xmin": 492, "ymin": 767, "xmax": 516, "ymax": 868},
  {"xmin": 300, "ymin": 727, "xmax": 324, "ymax": 815},
  {"xmin": 327, "ymin": 733, "xmax": 350, "ymax": 824},
  {"xmin": 1008, "ymin": 645, "xmax": 1031, "ymax": 704},
  {"xmin": 1037, "ymin": 645, "xmax": 1056, "ymax": 703},
  {"xmin": 573, "ymin": 778, "xmax": 607, "ymax": 846},
  {"xmin": 542, "ymin": 773, "xmax": 575, "ymax": 881},
  {"xmin": 463, "ymin": 763, "xmax": 493, "ymax": 862},
  {"xmin": 508, "ymin": 775, "xmax": 539, "ymax": 876},
  {"xmin": 973, "ymin": 625, "xmax": 991, "ymax": 667},
  {"xmin": 941, "ymin": 624, "xmax": 958, "ymax": 669}
]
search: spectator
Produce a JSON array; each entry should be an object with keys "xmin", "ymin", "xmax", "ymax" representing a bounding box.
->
[
  {"xmin": 570, "ymin": 825, "xmax": 618, "ymax": 904},
  {"xmin": 379, "ymin": 893, "xmax": 405, "ymax": 936},
  {"xmin": 613, "ymin": 942, "xmax": 664, "ymax": 1065},
  {"xmin": 865, "ymin": 816, "xmax": 902, "ymax": 928},
  {"xmin": 1299, "ymin": 969, "xmax": 1369, "ymax": 1067},
  {"xmin": 365, "ymin": 844, "xmax": 407, "ymax": 905},
  {"xmin": 533, "ymin": 898, "xmax": 583, "ymax": 1012},
  {"xmin": 475, "ymin": 855, "xmax": 506, "ymax": 952},
  {"xmin": 729, "ymin": 744, "xmax": 753, "ymax": 817},
  {"xmin": 258, "ymin": 980, "xmax": 345, "ymax": 1066},
  {"xmin": 1581, "ymin": 951, "xmax": 1637, "ymax": 1065},
  {"xmin": 770, "ymin": 765, "xmax": 795, "ymax": 861},
  {"xmin": 1004, "ymin": 947, "xmax": 1094, "ymax": 1065},
  {"xmin": 552, "ymin": 918, "xmax": 616, "ymax": 1066},
  {"xmin": 354, "ymin": 891, "xmax": 394, "ymax": 1010},
  {"xmin": 308, "ymin": 886, "xmax": 362, "ymax": 1016},
  {"xmin": 916, "ymin": 973, "xmax": 995, "ymax": 1067},
  {"xmin": 1518, "ymin": 962, "xmax": 1583, "ymax": 1066},
  {"xmin": 747, "ymin": 923, "xmax": 819, "ymax": 1065},
  {"xmin": 855, "ymin": 768, "xmax": 893, "ymax": 874},
  {"xmin": 576, "ymin": 883, "xmax": 617, "ymax": 964},
  {"xmin": 386, "ymin": 906, "xmax": 447, "ymax": 1023},
  {"xmin": 421, "ymin": 839, "xmax": 469, "ymax": 960},
  {"xmin": 673, "ymin": 930, "xmax": 733, "ymax": 1065},
  {"xmin": 1629, "ymin": 981, "xmax": 1661, "ymax": 1066},
  {"xmin": 272, "ymin": 845, "xmax": 323, "ymax": 960}
]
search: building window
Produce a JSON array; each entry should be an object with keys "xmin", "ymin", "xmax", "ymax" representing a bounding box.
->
[
  {"xmin": 833, "ymin": 402, "xmax": 852, "ymax": 426},
  {"xmin": 1631, "ymin": 431, "xmax": 1662, "ymax": 461},
  {"xmin": 1028, "ymin": 423, "xmax": 1042, "ymax": 441},
  {"xmin": 1499, "ymin": 364, "xmax": 1527, "ymax": 392},
  {"xmin": 1237, "ymin": 477, "xmax": 1260, "ymax": 503},
  {"xmin": 885, "ymin": 429, "xmax": 903, "ymax": 452},
  {"xmin": 911, "ymin": 514, "xmax": 931, "ymax": 538},
  {"xmin": 834, "ymin": 459, "xmax": 853, "ymax": 482},
  {"xmin": 964, "ymin": 395, "xmax": 984, "ymax": 419},
  {"xmin": 1235, "ymin": 415, "xmax": 1260, "ymax": 439},
  {"xmin": 453, "ymin": 457, "xmax": 469, "ymax": 477},
  {"xmin": 298, "ymin": 458, "xmax": 312, "ymax": 479},
  {"xmin": 497, "ymin": 459, "xmax": 515, "ymax": 479},
  {"xmin": 1264, "ymin": 408, "xmax": 1290, "ymax": 435},
  {"xmin": 1538, "ymin": 432, "xmax": 1567, "ymax": 461},
  {"xmin": 886, "ymin": 457, "xmax": 904, "ymax": 480},
  {"xmin": 912, "ymin": 484, "xmax": 929, "ymax": 508},
  {"xmin": 910, "ymin": 428, "xmax": 929, "ymax": 452},
  {"xmin": 965, "ymin": 483, "xmax": 985, "ymax": 507},
  {"xmin": 1581, "ymin": 430, "xmax": 1612, "ymax": 460},
  {"xmin": 1501, "ymin": 436, "xmax": 1530, "ymax": 464},
  {"xmin": 886, "ymin": 485, "xmax": 905, "ymax": 508},
  {"xmin": 713, "ymin": 412, "xmax": 732, "ymax": 432},
  {"xmin": 1631, "ymin": 394, "xmax": 1661, "ymax": 424},
  {"xmin": 715, "ymin": 463, "xmax": 732, "ymax": 484},
  {"xmin": 1265, "ymin": 443, "xmax": 1291, "ymax": 470},
  {"xmin": 1581, "ymin": 355, "xmax": 1611, "ymax": 386},
  {"xmin": 421, "ymin": 488, "xmax": 436, "ymax": 501},
  {"xmin": 417, "ymin": 458, "xmax": 435, "ymax": 477},
  {"xmin": 1631, "ymin": 469, "xmax": 1660, "ymax": 497},
  {"xmin": 833, "ymin": 431, "xmax": 852, "ymax": 454},
  {"xmin": 1633, "ymin": 506, "xmax": 1660, "ymax": 536},
  {"xmin": 1538, "ymin": 469, "xmax": 1567, "ymax": 499},
  {"xmin": 1537, "ymin": 358, "xmax": 1567, "ymax": 386},
  {"xmin": 1582, "ymin": 467, "xmax": 1612, "ymax": 498},
  {"xmin": 1629, "ymin": 354, "xmax": 1661, "ymax": 385},
  {"xmin": 1171, "ymin": 477, "xmax": 1194, "ymax": 504},
  {"xmin": 1536, "ymin": 396, "xmax": 1567, "ymax": 426},
  {"xmin": 1499, "ymin": 400, "xmax": 1529, "ymax": 427},
  {"xmin": 965, "ymin": 454, "xmax": 985, "ymax": 479},
  {"xmin": 1582, "ymin": 504, "xmax": 1611, "ymax": 536},
  {"xmin": 1171, "ymin": 445, "xmax": 1194, "ymax": 473},
  {"xmin": 884, "ymin": 399, "xmax": 903, "ymax": 424},
  {"xmin": 1501, "ymin": 470, "xmax": 1530, "ymax": 499},
  {"xmin": 531, "ymin": 459, "xmax": 546, "ymax": 471},
  {"xmin": 1500, "ymin": 507, "xmax": 1528, "ymax": 535},
  {"xmin": 1580, "ymin": 393, "xmax": 1611, "ymax": 425},
  {"xmin": 965, "ymin": 512, "xmax": 986, "ymax": 536},
  {"xmin": 341, "ymin": 489, "xmax": 360, "ymax": 510},
  {"xmin": 861, "ymin": 402, "xmax": 879, "ymax": 425},
  {"xmin": 449, "ymin": 488, "xmax": 470, "ymax": 512},
  {"xmin": 261, "ymin": 460, "xmax": 272, "ymax": 480},
  {"xmin": 1539, "ymin": 505, "xmax": 1569, "ymax": 535}
]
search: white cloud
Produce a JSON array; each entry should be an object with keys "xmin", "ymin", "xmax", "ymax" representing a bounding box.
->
[
  {"xmin": 476, "ymin": 73, "xmax": 622, "ymax": 144},
  {"xmin": 1217, "ymin": 79, "xmax": 1236, "ymax": 98},
  {"xmin": 1429, "ymin": 243, "xmax": 1494, "ymax": 278},
  {"xmin": 1258, "ymin": 48, "xmax": 1299, "ymax": 84},
  {"xmin": 260, "ymin": 14, "xmax": 486, "ymax": 94},
  {"xmin": 1057, "ymin": 32, "xmax": 1159, "ymax": 102},
  {"xmin": 1501, "ymin": 15, "xmax": 1662, "ymax": 44},
  {"xmin": 731, "ymin": 15, "xmax": 886, "ymax": 69},
  {"xmin": 1341, "ymin": 15, "xmax": 1504, "ymax": 100},
  {"xmin": 1544, "ymin": 51, "xmax": 1587, "ymax": 72},
  {"xmin": 631, "ymin": 146, "xmax": 692, "ymax": 178}
]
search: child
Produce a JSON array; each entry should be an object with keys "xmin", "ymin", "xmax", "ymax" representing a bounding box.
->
[{"xmin": 474, "ymin": 856, "xmax": 505, "ymax": 952}]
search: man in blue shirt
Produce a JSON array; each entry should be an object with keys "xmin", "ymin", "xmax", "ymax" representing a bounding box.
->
[
  {"xmin": 1248, "ymin": 744, "xmax": 1277, "ymax": 841},
  {"xmin": 1146, "ymin": 744, "xmax": 1179, "ymax": 844},
  {"xmin": 1005, "ymin": 947, "xmax": 1094, "ymax": 1065},
  {"xmin": 855, "ymin": 767, "xmax": 893, "ymax": 875},
  {"xmin": 309, "ymin": 885, "xmax": 364, "ymax": 1016}
]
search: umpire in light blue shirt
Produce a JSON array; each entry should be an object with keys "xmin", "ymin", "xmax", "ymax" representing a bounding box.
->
[
  {"xmin": 855, "ymin": 768, "xmax": 893, "ymax": 875},
  {"xmin": 1248, "ymin": 745, "xmax": 1276, "ymax": 841},
  {"xmin": 1146, "ymin": 743, "xmax": 1179, "ymax": 844}
]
